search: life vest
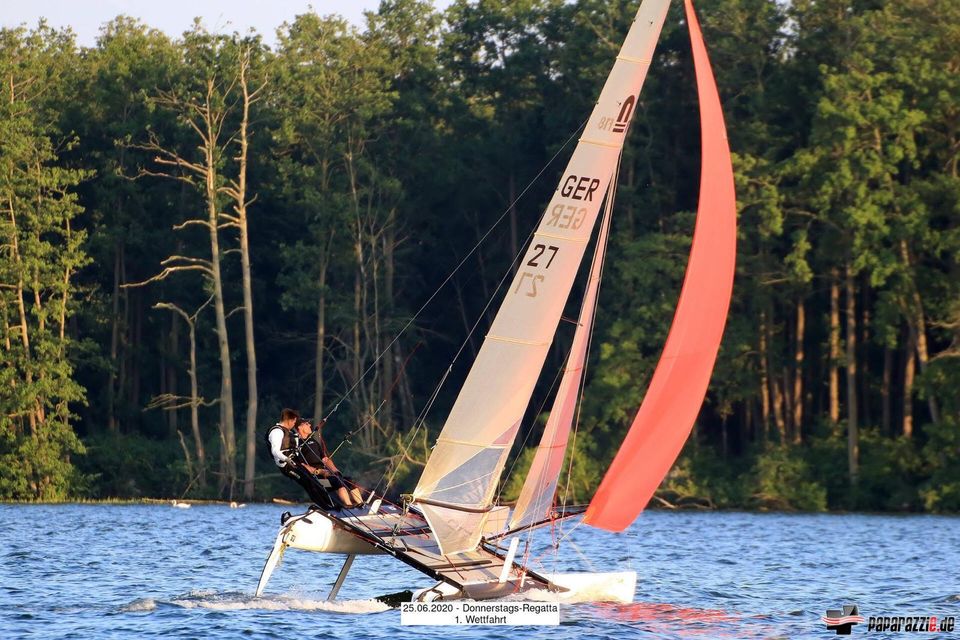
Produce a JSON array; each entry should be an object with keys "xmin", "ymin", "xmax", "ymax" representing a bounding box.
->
[{"xmin": 264, "ymin": 423, "xmax": 296, "ymax": 461}]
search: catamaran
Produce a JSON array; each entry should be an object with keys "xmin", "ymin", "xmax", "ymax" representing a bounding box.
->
[{"xmin": 255, "ymin": 0, "xmax": 736, "ymax": 603}]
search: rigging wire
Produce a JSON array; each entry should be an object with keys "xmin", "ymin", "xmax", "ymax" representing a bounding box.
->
[
  {"xmin": 321, "ymin": 116, "xmax": 591, "ymax": 427},
  {"xmin": 365, "ymin": 116, "xmax": 592, "ymax": 495},
  {"xmin": 372, "ymin": 177, "xmax": 553, "ymax": 497},
  {"xmin": 515, "ymin": 160, "xmax": 620, "ymax": 575},
  {"xmin": 557, "ymin": 149, "xmax": 621, "ymax": 544}
]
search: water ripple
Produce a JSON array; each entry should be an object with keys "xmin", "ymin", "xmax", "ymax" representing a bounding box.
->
[{"xmin": 0, "ymin": 505, "xmax": 957, "ymax": 638}]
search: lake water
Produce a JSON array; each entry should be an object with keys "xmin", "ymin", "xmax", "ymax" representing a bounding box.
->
[{"xmin": 1, "ymin": 504, "xmax": 957, "ymax": 639}]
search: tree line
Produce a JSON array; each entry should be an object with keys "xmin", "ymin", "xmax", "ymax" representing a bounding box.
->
[{"xmin": 1, "ymin": 0, "xmax": 957, "ymax": 511}]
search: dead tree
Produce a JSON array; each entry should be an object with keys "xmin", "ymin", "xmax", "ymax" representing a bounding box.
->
[
  {"xmin": 219, "ymin": 45, "xmax": 266, "ymax": 500},
  {"xmin": 148, "ymin": 297, "xmax": 215, "ymax": 489}
]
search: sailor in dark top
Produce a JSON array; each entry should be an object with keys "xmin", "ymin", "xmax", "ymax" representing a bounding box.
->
[{"xmin": 293, "ymin": 419, "xmax": 363, "ymax": 508}]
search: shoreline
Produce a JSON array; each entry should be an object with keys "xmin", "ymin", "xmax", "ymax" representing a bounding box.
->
[{"xmin": 0, "ymin": 498, "xmax": 956, "ymax": 516}]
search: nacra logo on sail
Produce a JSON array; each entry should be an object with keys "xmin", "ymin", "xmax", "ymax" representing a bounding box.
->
[{"xmin": 596, "ymin": 94, "xmax": 637, "ymax": 133}]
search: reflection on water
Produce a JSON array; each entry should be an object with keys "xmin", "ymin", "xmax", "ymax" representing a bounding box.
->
[{"xmin": 1, "ymin": 505, "xmax": 957, "ymax": 639}]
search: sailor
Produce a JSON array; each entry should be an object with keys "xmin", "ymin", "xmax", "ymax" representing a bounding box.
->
[
  {"xmin": 293, "ymin": 419, "xmax": 364, "ymax": 509},
  {"xmin": 266, "ymin": 408, "xmax": 335, "ymax": 509}
]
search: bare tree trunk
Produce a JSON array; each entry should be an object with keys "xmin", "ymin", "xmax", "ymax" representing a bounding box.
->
[
  {"xmin": 845, "ymin": 265, "xmax": 859, "ymax": 485},
  {"xmin": 903, "ymin": 331, "xmax": 916, "ymax": 438},
  {"xmin": 909, "ymin": 297, "xmax": 940, "ymax": 425},
  {"xmin": 314, "ymin": 255, "xmax": 328, "ymax": 422},
  {"xmin": 177, "ymin": 430, "xmax": 195, "ymax": 486},
  {"xmin": 160, "ymin": 314, "xmax": 180, "ymax": 438},
  {"xmin": 765, "ymin": 305, "xmax": 786, "ymax": 443},
  {"xmin": 758, "ymin": 310, "xmax": 771, "ymax": 443},
  {"xmin": 108, "ymin": 244, "xmax": 121, "ymax": 432},
  {"xmin": 131, "ymin": 293, "xmax": 142, "ymax": 416},
  {"xmin": 859, "ymin": 282, "xmax": 871, "ymax": 428},
  {"xmin": 792, "ymin": 299, "xmax": 805, "ymax": 443},
  {"xmin": 128, "ymin": 76, "xmax": 240, "ymax": 495},
  {"xmin": 381, "ymin": 213, "xmax": 396, "ymax": 431},
  {"xmin": 201, "ymin": 108, "xmax": 236, "ymax": 498},
  {"xmin": 119, "ymin": 246, "xmax": 129, "ymax": 431},
  {"xmin": 7, "ymin": 199, "xmax": 36, "ymax": 433},
  {"xmin": 167, "ymin": 314, "xmax": 179, "ymax": 437},
  {"xmin": 900, "ymin": 241, "xmax": 940, "ymax": 426},
  {"xmin": 154, "ymin": 302, "xmax": 207, "ymax": 488},
  {"xmin": 783, "ymin": 366, "xmax": 794, "ymax": 440},
  {"xmin": 829, "ymin": 274, "xmax": 841, "ymax": 423},
  {"xmin": 881, "ymin": 347, "xmax": 892, "ymax": 435},
  {"xmin": 187, "ymin": 311, "xmax": 206, "ymax": 487},
  {"xmin": 232, "ymin": 52, "xmax": 260, "ymax": 501},
  {"xmin": 772, "ymin": 375, "xmax": 787, "ymax": 444},
  {"xmin": 397, "ymin": 345, "xmax": 416, "ymax": 428}
]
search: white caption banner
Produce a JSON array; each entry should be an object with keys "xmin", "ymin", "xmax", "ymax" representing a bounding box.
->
[{"xmin": 401, "ymin": 601, "xmax": 560, "ymax": 626}]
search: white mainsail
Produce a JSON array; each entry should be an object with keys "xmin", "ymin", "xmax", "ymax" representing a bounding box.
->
[
  {"xmin": 509, "ymin": 175, "xmax": 614, "ymax": 531},
  {"xmin": 413, "ymin": 0, "xmax": 671, "ymax": 556}
]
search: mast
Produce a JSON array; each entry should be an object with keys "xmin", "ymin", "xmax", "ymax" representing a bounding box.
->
[{"xmin": 413, "ymin": 0, "xmax": 672, "ymax": 556}]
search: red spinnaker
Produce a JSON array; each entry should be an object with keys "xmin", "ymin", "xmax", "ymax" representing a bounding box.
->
[{"xmin": 583, "ymin": 0, "xmax": 737, "ymax": 532}]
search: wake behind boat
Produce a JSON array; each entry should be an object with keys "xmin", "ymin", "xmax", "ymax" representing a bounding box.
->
[{"xmin": 257, "ymin": 0, "xmax": 736, "ymax": 605}]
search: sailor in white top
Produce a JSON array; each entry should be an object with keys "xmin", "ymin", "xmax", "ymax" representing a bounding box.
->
[{"xmin": 268, "ymin": 424, "xmax": 293, "ymax": 467}]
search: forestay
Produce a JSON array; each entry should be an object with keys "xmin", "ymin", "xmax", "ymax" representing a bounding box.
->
[{"xmin": 413, "ymin": 0, "xmax": 672, "ymax": 556}]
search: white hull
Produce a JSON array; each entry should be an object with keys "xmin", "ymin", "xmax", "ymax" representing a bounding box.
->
[
  {"xmin": 256, "ymin": 511, "xmax": 381, "ymax": 597},
  {"xmin": 256, "ymin": 506, "xmax": 635, "ymax": 605},
  {"xmin": 283, "ymin": 512, "xmax": 383, "ymax": 555}
]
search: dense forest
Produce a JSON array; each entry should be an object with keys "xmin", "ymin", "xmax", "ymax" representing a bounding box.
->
[{"xmin": 1, "ymin": 0, "xmax": 958, "ymax": 512}]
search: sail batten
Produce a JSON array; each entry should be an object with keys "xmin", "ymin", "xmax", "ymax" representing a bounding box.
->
[
  {"xmin": 413, "ymin": 0, "xmax": 672, "ymax": 556},
  {"xmin": 583, "ymin": 0, "xmax": 738, "ymax": 532}
]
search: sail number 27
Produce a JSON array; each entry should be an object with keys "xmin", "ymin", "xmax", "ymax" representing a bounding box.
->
[{"xmin": 514, "ymin": 244, "xmax": 559, "ymax": 298}]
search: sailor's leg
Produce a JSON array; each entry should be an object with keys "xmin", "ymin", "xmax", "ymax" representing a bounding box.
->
[
  {"xmin": 349, "ymin": 486, "xmax": 363, "ymax": 504},
  {"xmin": 285, "ymin": 464, "xmax": 335, "ymax": 509},
  {"xmin": 334, "ymin": 486, "xmax": 355, "ymax": 508},
  {"xmin": 303, "ymin": 474, "xmax": 337, "ymax": 509},
  {"xmin": 326, "ymin": 473, "xmax": 358, "ymax": 508}
]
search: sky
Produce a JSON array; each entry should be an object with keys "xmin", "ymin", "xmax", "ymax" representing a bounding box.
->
[{"xmin": 1, "ymin": 1, "xmax": 453, "ymax": 48}]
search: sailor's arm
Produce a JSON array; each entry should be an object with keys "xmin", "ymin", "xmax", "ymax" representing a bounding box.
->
[
  {"xmin": 321, "ymin": 456, "xmax": 340, "ymax": 474},
  {"xmin": 268, "ymin": 429, "xmax": 290, "ymax": 467}
]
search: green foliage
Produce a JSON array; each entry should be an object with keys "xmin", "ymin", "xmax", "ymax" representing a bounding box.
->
[
  {"xmin": 855, "ymin": 429, "xmax": 922, "ymax": 511},
  {"xmin": 77, "ymin": 432, "xmax": 186, "ymax": 498},
  {"xmin": 748, "ymin": 446, "xmax": 827, "ymax": 512},
  {"xmin": 658, "ymin": 443, "xmax": 743, "ymax": 509},
  {"xmin": 0, "ymin": 24, "xmax": 91, "ymax": 501},
  {"xmin": 0, "ymin": 0, "xmax": 957, "ymax": 512},
  {"xmin": 501, "ymin": 430, "xmax": 602, "ymax": 505},
  {"xmin": 919, "ymin": 417, "xmax": 960, "ymax": 512},
  {"xmin": 0, "ymin": 421, "xmax": 88, "ymax": 500}
]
